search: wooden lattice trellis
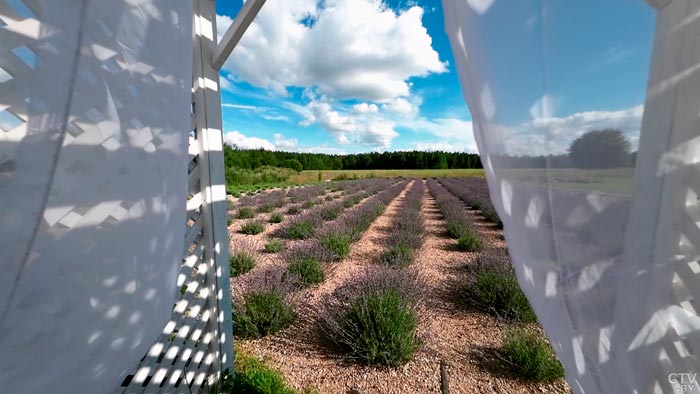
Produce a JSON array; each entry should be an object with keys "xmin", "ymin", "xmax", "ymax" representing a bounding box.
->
[{"xmin": 115, "ymin": 1, "xmax": 235, "ymax": 392}]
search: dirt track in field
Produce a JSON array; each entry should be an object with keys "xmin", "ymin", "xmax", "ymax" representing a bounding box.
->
[{"xmin": 233, "ymin": 180, "xmax": 570, "ymax": 394}]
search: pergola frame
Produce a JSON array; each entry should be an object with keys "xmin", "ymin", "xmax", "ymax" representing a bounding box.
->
[
  {"xmin": 115, "ymin": 1, "xmax": 265, "ymax": 392},
  {"xmin": 117, "ymin": 0, "xmax": 700, "ymax": 392}
]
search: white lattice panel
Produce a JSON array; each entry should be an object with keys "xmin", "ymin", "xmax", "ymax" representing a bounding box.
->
[
  {"xmin": 115, "ymin": 1, "xmax": 234, "ymax": 392},
  {"xmin": 0, "ymin": 1, "xmax": 196, "ymax": 393}
]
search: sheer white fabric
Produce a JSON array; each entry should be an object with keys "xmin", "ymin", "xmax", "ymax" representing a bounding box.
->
[
  {"xmin": 0, "ymin": 1, "xmax": 192, "ymax": 393},
  {"xmin": 444, "ymin": 0, "xmax": 700, "ymax": 393}
]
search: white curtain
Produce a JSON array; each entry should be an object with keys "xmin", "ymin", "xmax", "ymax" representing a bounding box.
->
[
  {"xmin": 0, "ymin": 1, "xmax": 192, "ymax": 393},
  {"xmin": 443, "ymin": 0, "xmax": 700, "ymax": 393}
]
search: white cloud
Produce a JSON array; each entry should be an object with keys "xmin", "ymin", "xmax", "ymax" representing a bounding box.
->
[
  {"xmin": 222, "ymin": 131, "xmax": 300, "ymax": 151},
  {"xmin": 400, "ymin": 117, "xmax": 478, "ymax": 152},
  {"xmin": 302, "ymin": 100, "xmax": 399, "ymax": 148},
  {"xmin": 502, "ymin": 105, "xmax": 644, "ymax": 156},
  {"xmin": 273, "ymin": 133, "xmax": 298, "ymax": 150},
  {"xmin": 218, "ymin": 0, "xmax": 446, "ymax": 101},
  {"xmin": 296, "ymin": 145, "xmax": 347, "ymax": 154},
  {"xmin": 222, "ymin": 130, "xmax": 348, "ymax": 153},
  {"xmin": 414, "ymin": 142, "xmax": 461, "ymax": 152},
  {"xmin": 222, "ymin": 103, "xmax": 290, "ymax": 121},
  {"xmin": 382, "ymin": 97, "xmax": 419, "ymax": 116},
  {"xmin": 352, "ymin": 103, "xmax": 378, "ymax": 114},
  {"xmin": 224, "ymin": 131, "xmax": 275, "ymax": 150}
]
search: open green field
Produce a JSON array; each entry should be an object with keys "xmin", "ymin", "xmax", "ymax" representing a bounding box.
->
[
  {"xmin": 501, "ymin": 168, "xmax": 634, "ymax": 195},
  {"xmin": 291, "ymin": 168, "xmax": 485, "ymax": 183}
]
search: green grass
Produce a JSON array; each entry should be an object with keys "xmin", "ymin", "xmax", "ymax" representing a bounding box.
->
[
  {"xmin": 502, "ymin": 327, "xmax": 564, "ymax": 382},
  {"xmin": 319, "ymin": 232, "xmax": 351, "ymax": 260},
  {"xmin": 230, "ymin": 251, "xmax": 256, "ymax": 277},
  {"xmin": 241, "ymin": 221, "xmax": 265, "ymax": 235},
  {"xmin": 237, "ymin": 207, "xmax": 256, "ymax": 219},
  {"xmin": 234, "ymin": 290, "xmax": 295, "ymax": 339},
  {"xmin": 292, "ymin": 169, "xmax": 485, "ymax": 183},
  {"xmin": 330, "ymin": 288, "xmax": 419, "ymax": 366},
  {"xmin": 301, "ymin": 200, "xmax": 315, "ymax": 209},
  {"xmin": 501, "ymin": 168, "xmax": 634, "ymax": 195},
  {"xmin": 269, "ymin": 213, "xmax": 284, "ymax": 223},
  {"xmin": 226, "ymin": 169, "xmax": 484, "ymax": 194},
  {"xmin": 471, "ymin": 265, "xmax": 536, "ymax": 322},
  {"xmin": 263, "ymin": 239, "xmax": 283, "ymax": 253},
  {"xmin": 286, "ymin": 206, "xmax": 301, "ymax": 215},
  {"xmin": 230, "ymin": 351, "xmax": 297, "ymax": 394},
  {"xmin": 287, "ymin": 257, "xmax": 325, "ymax": 286},
  {"xmin": 285, "ymin": 220, "xmax": 316, "ymax": 239}
]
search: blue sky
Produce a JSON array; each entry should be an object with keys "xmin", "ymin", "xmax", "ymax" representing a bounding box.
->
[{"xmin": 215, "ymin": 0, "xmax": 655, "ymax": 155}]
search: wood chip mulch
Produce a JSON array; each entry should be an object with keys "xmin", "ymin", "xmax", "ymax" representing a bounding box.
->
[{"xmin": 232, "ymin": 180, "xmax": 571, "ymax": 394}]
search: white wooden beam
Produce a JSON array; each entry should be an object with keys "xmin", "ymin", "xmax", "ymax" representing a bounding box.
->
[
  {"xmin": 193, "ymin": 0, "xmax": 235, "ymax": 378},
  {"xmin": 211, "ymin": 0, "xmax": 266, "ymax": 70}
]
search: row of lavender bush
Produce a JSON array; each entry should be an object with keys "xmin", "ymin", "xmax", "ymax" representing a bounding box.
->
[
  {"xmin": 427, "ymin": 179, "xmax": 483, "ymax": 252},
  {"xmin": 380, "ymin": 180, "xmax": 425, "ymax": 267},
  {"xmin": 234, "ymin": 177, "xmax": 364, "ymax": 211},
  {"xmin": 438, "ymin": 177, "xmax": 502, "ymax": 227},
  {"xmin": 231, "ymin": 180, "xmax": 422, "ymax": 369},
  {"xmin": 275, "ymin": 178, "xmax": 396, "ymax": 241},
  {"xmin": 317, "ymin": 180, "xmax": 408, "ymax": 261}
]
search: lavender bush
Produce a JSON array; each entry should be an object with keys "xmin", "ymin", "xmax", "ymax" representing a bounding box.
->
[
  {"xmin": 320, "ymin": 269, "xmax": 421, "ymax": 366},
  {"xmin": 381, "ymin": 180, "xmax": 424, "ymax": 267},
  {"xmin": 427, "ymin": 179, "xmax": 483, "ymax": 252},
  {"xmin": 439, "ymin": 177, "xmax": 502, "ymax": 227}
]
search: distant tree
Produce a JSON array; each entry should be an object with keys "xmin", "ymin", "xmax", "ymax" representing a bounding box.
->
[
  {"xmin": 221, "ymin": 144, "xmax": 482, "ymax": 171},
  {"xmin": 569, "ymin": 129, "xmax": 631, "ymax": 169},
  {"xmin": 434, "ymin": 152, "xmax": 448, "ymax": 169},
  {"xmin": 282, "ymin": 159, "xmax": 303, "ymax": 172}
]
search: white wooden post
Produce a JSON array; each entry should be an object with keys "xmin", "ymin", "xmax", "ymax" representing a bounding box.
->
[
  {"xmin": 192, "ymin": 0, "xmax": 235, "ymax": 379},
  {"xmin": 114, "ymin": 1, "xmax": 238, "ymax": 392}
]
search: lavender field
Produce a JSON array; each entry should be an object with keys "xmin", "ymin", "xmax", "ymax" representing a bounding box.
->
[{"xmin": 225, "ymin": 178, "xmax": 568, "ymax": 394}]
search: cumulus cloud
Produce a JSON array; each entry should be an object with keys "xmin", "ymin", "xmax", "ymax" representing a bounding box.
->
[
  {"xmin": 352, "ymin": 103, "xmax": 379, "ymax": 114},
  {"xmin": 382, "ymin": 97, "xmax": 420, "ymax": 116},
  {"xmin": 224, "ymin": 131, "xmax": 275, "ymax": 150},
  {"xmin": 216, "ymin": 0, "xmax": 449, "ymax": 150},
  {"xmin": 498, "ymin": 105, "xmax": 644, "ymax": 156},
  {"xmin": 301, "ymin": 100, "xmax": 399, "ymax": 148},
  {"xmin": 400, "ymin": 117, "xmax": 478, "ymax": 152},
  {"xmin": 223, "ymin": 130, "xmax": 345, "ymax": 153},
  {"xmin": 273, "ymin": 133, "xmax": 298, "ymax": 150},
  {"xmin": 217, "ymin": 0, "xmax": 446, "ymax": 101},
  {"xmin": 414, "ymin": 142, "xmax": 461, "ymax": 152}
]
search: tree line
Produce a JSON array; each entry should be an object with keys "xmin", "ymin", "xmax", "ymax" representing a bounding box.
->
[
  {"xmin": 224, "ymin": 128, "xmax": 634, "ymax": 172},
  {"xmin": 223, "ymin": 145, "xmax": 483, "ymax": 171},
  {"xmin": 494, "ymin": 129, "xmax": 636, "ymax": 169}
]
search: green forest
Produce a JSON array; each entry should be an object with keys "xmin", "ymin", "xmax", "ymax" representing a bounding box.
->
[{"xmin": 223, "ymin": 145, "xmax": 482, "ymax": 171}]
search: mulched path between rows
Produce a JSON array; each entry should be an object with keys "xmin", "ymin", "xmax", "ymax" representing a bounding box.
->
[{"xmin": 232, "ymin": 180, "xmax": 570, "ymax": 394}]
